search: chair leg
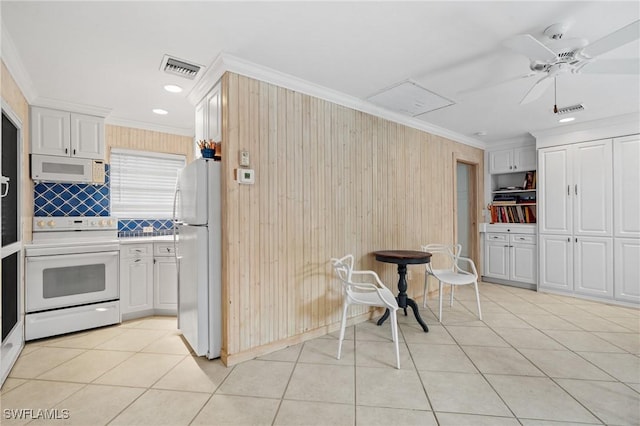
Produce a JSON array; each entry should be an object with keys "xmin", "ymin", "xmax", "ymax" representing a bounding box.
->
[
  {"xmin": 474, "ymin": 280, "xmax": 482, "ymax": 320},
  {"xmin": 337, "ymin": 302, "xmax": 349, "ymax": 360},
  {"xmin": 389, "ymin": 309, "xmax": 400, "ymax": 369},
  {"xmin": 450, "ymin": 285, "xmax": 455, "ymax": 307},
  {"xmin": 438, "ymin": 281, "xmax": 443, "ymax": 323},
  {"xmin": 423, "ymin": 274, "xmax": 428, "ymax": 308}
]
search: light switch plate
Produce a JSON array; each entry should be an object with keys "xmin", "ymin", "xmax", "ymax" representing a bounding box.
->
[{"xmin": 239, "ymin": 151, "xmax": 250, "ymax": 167}]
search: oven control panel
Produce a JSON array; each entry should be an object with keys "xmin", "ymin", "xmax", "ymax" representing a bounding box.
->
[{"xmin": 33, "ymin": 217, "xmax": 118, "ymax": 231}]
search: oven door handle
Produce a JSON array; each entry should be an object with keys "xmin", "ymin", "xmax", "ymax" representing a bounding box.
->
[{"xmin": 26, "ymin": 246, "xmax": 120, "ymax": 257}]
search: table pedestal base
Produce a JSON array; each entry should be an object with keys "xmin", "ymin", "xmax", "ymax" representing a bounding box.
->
[{"xmin": 377, "ymin": 297, "xmax": 429, "ymax": 332}]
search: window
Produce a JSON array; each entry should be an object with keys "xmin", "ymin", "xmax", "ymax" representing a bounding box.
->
[{"xmin": 110, "ymin": 149, "xmax": 185, "ymax": 219}]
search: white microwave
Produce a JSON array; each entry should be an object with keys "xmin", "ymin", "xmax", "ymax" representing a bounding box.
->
[{"xmin": 31, "ymin": 154, "xmax": 105, "ymax": 184}]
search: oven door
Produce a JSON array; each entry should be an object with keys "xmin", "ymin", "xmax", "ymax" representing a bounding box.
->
[{"xmin": 26, "ymin": 250, "xmax": 119, "ymax": 312}]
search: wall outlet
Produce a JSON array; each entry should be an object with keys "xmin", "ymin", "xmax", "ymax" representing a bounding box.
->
[{"xmin": 142, "ymin": 226, "xmax": 154, "ymax": 233}]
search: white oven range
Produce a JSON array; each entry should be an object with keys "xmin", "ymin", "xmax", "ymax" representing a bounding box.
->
[{"xmin": 25, "ymin": 217, "xmax": 120, "ymax": 340}]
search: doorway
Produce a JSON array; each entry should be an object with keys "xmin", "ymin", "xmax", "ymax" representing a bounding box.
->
[
  {"xmin": 454, "ymin": 159, "xmax": 479, "ymax": 269},
  {"xmin": 1, "ymin": 105, "xmax": 24, "ymax": 386}
]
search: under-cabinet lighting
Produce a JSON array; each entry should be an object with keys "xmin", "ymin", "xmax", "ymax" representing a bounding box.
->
[
  {"xmin": 558, "ymin": 117, "xmax": 575, "ymax": 123},
  {"xmin": 153, "ymin": 109, "xmax": 168, "ymax": 115}
]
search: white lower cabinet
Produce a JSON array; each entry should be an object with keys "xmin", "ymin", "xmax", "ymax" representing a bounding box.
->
[
  {"xmin": 539, "ymin": 235, "xmax": 613, "ymax": 298},
  {"xmin": 120, "ymin": 244, "xmax": 154, "ymax": 317},
  {"xmin": 153, "ymin": 242, "xmax": 178, "ymax": 313},
  {"xmin": 483, "ymin": 228, "xmax": 536, "ymax": 287},
  {"xmin": 614, "ymin": 238, "xmax": 640, "ymax": 303},
  {"xmin": 120, "ymin": 241, "xmax": 177, "ymax": 320}
]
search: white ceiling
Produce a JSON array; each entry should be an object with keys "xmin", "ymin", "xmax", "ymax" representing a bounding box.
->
[{"xmin": 2, "ymin": 1, "xmax": 639, "ymax": 146}]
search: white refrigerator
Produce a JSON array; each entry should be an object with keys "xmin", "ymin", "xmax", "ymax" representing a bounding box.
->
[{"xmin": 174, "ymin": 159, "xmax": 222, "ymax": 359}]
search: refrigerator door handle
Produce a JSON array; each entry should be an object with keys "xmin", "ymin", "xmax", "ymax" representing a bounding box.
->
[{"xmin": 176, "ymin": 255, "xmax": 182, "ymax": 330}]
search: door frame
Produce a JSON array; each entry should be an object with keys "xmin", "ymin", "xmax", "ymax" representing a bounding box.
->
[{"xmin": 452, "ymin": 153, "xmax": 482, "ymax": 270}]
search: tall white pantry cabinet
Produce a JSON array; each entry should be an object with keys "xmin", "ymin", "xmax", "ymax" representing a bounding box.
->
[{"xmin": 538, "ymin": 135, "xmax": 640, "ymax": 304}]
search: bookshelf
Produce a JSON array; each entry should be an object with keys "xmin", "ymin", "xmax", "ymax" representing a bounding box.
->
[{"xmin": 489, "ymin": 170, "xmax": 536, "ymax": 224}]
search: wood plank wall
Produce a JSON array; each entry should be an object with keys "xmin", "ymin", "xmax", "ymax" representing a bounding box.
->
[
  {"xmin": 105, "ymin": 125, "xmax": 194, "ymax": 163},
  {"xmin": 221, "ymin": 72, "xmax": 484, "ymax": 364}
]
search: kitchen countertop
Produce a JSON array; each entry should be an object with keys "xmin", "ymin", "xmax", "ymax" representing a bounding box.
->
[{"xmin": 118, "ymin": 235, "xmax": 176, "ymax": 244}]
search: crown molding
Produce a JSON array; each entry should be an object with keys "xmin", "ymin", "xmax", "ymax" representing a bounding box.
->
[
  {"xmin": 189, "ymin": 53, "xmax": 486, "ymax": 150},
  {"xmin": 1, "ymin": 22, "xmax": 38, "ymax": 103},
  {"xmin": 31, "ymin": 96, "xmax": 112, "ymax": 117},
  {"xmin": 532, "ymin": 112, "xmax": 640, "ymax": 148},
  {"xmin": 105, "ymin": 116, "xmax": 193, "ymax": 137}
]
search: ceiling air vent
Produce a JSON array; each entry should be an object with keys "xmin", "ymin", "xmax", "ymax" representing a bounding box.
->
[
  {"xmin": 160, "ymin": 55, "xmax": 203, "ymax": 80},
  {"xmin": 556, "ymin": 103, "xmax": 585, "ymax": 115}
]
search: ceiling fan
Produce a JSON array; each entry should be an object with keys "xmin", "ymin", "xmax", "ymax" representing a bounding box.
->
[{"xmin": 498, "ymin": 19, "xmax": 640, "ymax": 105}]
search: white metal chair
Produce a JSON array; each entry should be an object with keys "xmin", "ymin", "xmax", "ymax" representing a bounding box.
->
[
  {"xmin": 421, "ymin": 244, "xmax": 482, "ymax": 322},
  {"xmin": 331, "ymin": 254, "xmax": 400, "ymax": 369},
  {"xmin": 421, "ymin": 244, "xmax": 462, "ymax": 308}
]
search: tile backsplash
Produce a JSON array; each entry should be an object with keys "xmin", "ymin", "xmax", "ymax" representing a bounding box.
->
[
  {"xmin": 33, "ymin": 163, "xmax": 175, "ymax": 237},
  {"xmin": 34, "ymin": 165, "xmax": 110, "ymax": 217}
]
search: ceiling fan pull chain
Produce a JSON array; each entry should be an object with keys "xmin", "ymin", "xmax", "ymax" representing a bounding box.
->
[{"xmin": 553, "ymin": 77, "xmax": 558, "ymax": 114}]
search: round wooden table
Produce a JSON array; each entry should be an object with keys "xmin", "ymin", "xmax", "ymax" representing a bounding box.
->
[{"xmin": 373, "ymin": 250, "xmax": 432, "ymax": 332}]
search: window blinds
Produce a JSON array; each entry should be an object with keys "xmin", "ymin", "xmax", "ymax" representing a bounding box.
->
[{"xmin": 110, "ymin": 149, "xmax": 186, "ymax": 219}]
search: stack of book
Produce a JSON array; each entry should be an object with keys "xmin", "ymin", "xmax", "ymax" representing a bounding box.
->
[{"xmin": 490, "ymin": 205, "xmax": 536, "ymax": 223}]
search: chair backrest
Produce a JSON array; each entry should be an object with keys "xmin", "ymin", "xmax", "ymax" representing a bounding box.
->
[
  {"xmin": 331, "ymin": 254, "xmax": 354, "ymax": 286},
  {"xmin": 421, "ymin": 243, "xmax": 462, "ymax": 272}
]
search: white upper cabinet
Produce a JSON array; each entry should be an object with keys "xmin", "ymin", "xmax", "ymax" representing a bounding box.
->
[
  {"xmin": 538, "ymin": 146, "xmax": 572, "ymax": 235},
  {"xmin": 538, "ymin": 139, "xmax": 612, "ymax": 237},
  {"xmin": 573, "ymin": 140, "xmax": 612, "ymax": 236},
  {"xmin": 489, "ymin": 145, "xmax": 536, "ymax": 174},
  {"xmin": 614, "ymin": 135, "xmax": 640, "ymax": 238},
  {"xmin": 194, "ymin": 82, "xmax": 221, "ymax": 157},
  {"xmin": 31, "ymin": 106, "xmax": 105, "ymax": 160}
]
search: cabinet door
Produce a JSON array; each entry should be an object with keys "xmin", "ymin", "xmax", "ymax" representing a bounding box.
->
[
  {"xmin": 489, "ymin": 149, "xmax": 513, "ymax": 174},
  {"xmin": 614, "ymin": 238, "xmax": 640, "ymax": 303},
  {"xmin": 484, "ymin": 240, "xmax": 510, "ymax": 280},
  {"xmin": 513, "ymin": 146, "xmax": 536, "ymax": 171},
  {"xmin": 70, "ymin": 113, "xmax": 105, "ymax": 160},
  {"xmin": 574, "ymin": 237, "xmax": 613, "ymax": 298},
  {"xmin": 539, "ymin": 235, "xmax": 572, "ymax": 291},
  {"xmin": 538, "ymin": 146, "xmax": 572, "ymax": 235},
  {"xmin": 206, "ymin": 83, "xmax": 221, "ymax": 143},
  {"xmin": 120, "ymin": 257, "xmax": 154, "ymax": 314},
  {"xmin": 614, "ymin": 135, "xmax": 640, "ymax": 238},
  {"xmin": 194, "ymin": 98, "xmax": 206, "ymax": 153},
  {"xmin": 510, "ymin": 241, "xmax": 537, "ymax": 284},
  {"xmin": 30, "ymin": 107, "xmax": 70, "ymax": 156},
  {"xmin": 154, "ymin": 257, "xmax": 178, "ymax": 311},
  {"xmin": 573, "ymin": 140, "xmax": 612, "ymax": 237}
]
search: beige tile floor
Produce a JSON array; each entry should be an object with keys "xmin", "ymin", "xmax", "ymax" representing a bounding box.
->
[{"xmin": 1, "ymin": 282, "xmax": 639, "ymax": 425}]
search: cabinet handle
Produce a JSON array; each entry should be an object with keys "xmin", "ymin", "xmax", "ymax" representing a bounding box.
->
[
  {"xmin": 514, "ymin": 165, "xmax": 517, "ymax": 170},
  {"xmin": 504, "ymin": 245, "xmax": 509, "ymax": 248},
  {"xmin": 65, "ymin": 148, "xmax": 68, "ymax": 154},
  {"xmin": 575, "ymin": 237, "xmax": 577, "ymax": 243},
  {"xmin": 509, "ymin": 166, "xmax": 513, "ymax": 170},
  {"xmin": 519, "ymin": 237, "xmax": 525, "ymax": 240},
  {"xmin": 567, "ymin": 237, "xmax": 570, "ymax": 242},
  {"xmin": 567, "ymin": 185, "xmax": 570, "ymax": 196},
  {"xmin": 154, "ymin": 259, "xmax": 156, "ymax": 264},
  {"xmin": 574, "ymin": 184, "xmax": 578, "ymax": 195},
  {"xmin": 135, "ymin": 258, "xmax": 141, "ymax": 263},
  {"xmin": 73, "ymin": 149, "xmax": 76, "ymax": 156}
]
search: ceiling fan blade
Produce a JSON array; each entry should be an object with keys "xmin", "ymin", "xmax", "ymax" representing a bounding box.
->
[
  {"xmin": 580, "ymin": 59, "xmax": 640, "ymax": 74},
  {"xmin": 582, "ymin": 20, "xmax": 640, "ymax": 58},
  {"xmin": 503, "ymin": 34, "xmax": 557, "ymax": 62},
  {"xmin": 457, "ymin": 72, "xmax": 537, "ymax": 96},
  {"xmin": 520, "ymin": 76, "xmax": 554, "ymax": 105}
]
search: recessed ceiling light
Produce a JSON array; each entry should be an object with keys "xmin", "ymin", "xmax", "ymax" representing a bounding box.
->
[
  {"xmin": 164, "ymin": 84, "xmax": 183, "ymax": 93},
  {"xmin": 153, "ymin": 109, "xmax": 168, "ymax": 115},
  {"xmin": 559, "ymin": 117, "xmax": 575, "ymax": 123}
]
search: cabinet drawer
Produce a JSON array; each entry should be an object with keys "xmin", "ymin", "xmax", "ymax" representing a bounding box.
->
[
  {"xmin": 121, "ymin": 244, "xmax": 153, "ymax": 258},
  {"xmin": 154, "ymin": 243, "xmax": 176, "ymax": 257},
  {"xmin": 486, "ymin": 233, "xmax": 508, "ymax": 242},
  {"xmin": 511, "ymin": 234, "xmax": 535, "ymax": 244}
]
